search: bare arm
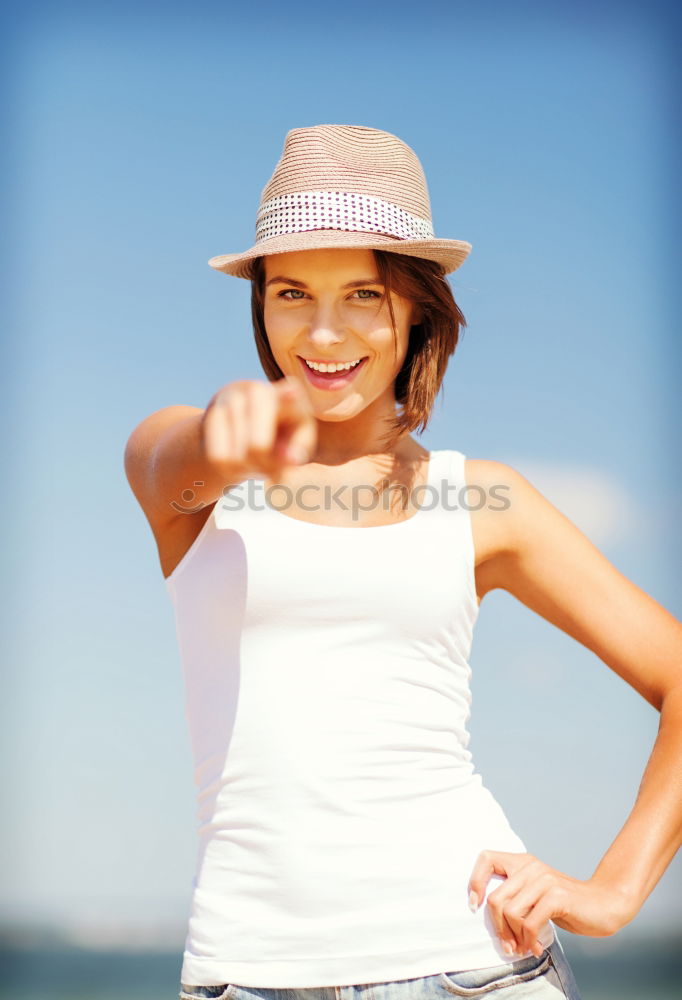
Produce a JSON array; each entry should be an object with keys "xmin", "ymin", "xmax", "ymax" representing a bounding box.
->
[
  {"xmin": 466, "ymin": 459, "xmax": 682, "ymax": 956},
  {"xmin": 123, "ymin": 377, "xmax": 317, "ymax": 530},
  {"xmin": 124, "ymin": 405, "xmax": 238, "ymax": 529}
]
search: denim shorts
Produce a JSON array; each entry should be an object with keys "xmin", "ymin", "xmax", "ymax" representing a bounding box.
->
[{"xmin": 179, "ymin": 935, "xmax": 583, "ymax": 1000}]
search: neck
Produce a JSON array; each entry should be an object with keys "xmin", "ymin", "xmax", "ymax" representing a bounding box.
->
[{"xmin": 309, "ymin": 395, "xmax": 414, "ymax": 466}]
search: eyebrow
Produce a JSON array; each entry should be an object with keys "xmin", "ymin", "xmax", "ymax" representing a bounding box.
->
[{"xmin": 265, "ymin": 276, "xmax": 383, "ymax": 289}]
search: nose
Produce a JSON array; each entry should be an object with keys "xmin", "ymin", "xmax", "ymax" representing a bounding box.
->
[{"xmin": 305, "ymin": 302, "xmax": 347, "ymax": 349}]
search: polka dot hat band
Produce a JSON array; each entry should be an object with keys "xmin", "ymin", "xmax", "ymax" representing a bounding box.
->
[{"xmin": 207, "ymin": 124, "xmax": 472, "ymax": 280}]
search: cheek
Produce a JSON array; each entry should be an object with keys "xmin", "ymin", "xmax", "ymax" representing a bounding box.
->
[
  {"xmin": 375, "ymin": 319, "xmax": 411, "ymax": 363},
  {"xmin": 263, "ymin": 312, "xmax": 294, "ymax": 352}
]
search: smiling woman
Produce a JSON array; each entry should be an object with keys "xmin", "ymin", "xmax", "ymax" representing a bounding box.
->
[
  {"xmin": 250, "ymin": 247, "xmax": 466, "ymax": 451},
  {"xmin": 124, "ymin": 123, "xmax": 682, "ymax": 1000}
]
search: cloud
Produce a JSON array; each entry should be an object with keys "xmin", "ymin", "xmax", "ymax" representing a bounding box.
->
[{"xmin": 504, "ymin": 459, "xmax": 638, "ymax": 547}]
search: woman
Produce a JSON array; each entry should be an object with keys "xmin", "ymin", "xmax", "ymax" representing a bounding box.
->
[{"xmin": 124, "ymin": 125, "xmax": 682, "ymax": 1000}]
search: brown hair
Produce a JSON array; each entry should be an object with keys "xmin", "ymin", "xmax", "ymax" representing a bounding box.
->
[{"xmin": 249, "ymin": 250, "xmax": 467, "ymax": 453}]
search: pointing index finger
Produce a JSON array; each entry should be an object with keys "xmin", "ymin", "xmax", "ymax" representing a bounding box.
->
[
  {"xmin": 274, "ymin": 376, "xmax": 317, "ymax": 463},
  {"xmin": 276, "ymin": 376, "xmax": 314, "ymax": 422}
]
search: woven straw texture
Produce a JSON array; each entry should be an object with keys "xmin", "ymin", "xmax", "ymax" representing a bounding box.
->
[{"xmin": 208, "ymin": 124, "xmax": 472, "ymax": 280}]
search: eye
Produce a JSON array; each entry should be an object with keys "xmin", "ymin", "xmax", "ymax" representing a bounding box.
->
[{"xmin": 276, "ymin": 288, "xmax": 382, "ymax": 300}]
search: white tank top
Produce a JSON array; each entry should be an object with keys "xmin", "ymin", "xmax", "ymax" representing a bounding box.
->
[{"xmin": 164, "ymin": 449, "xmax": 555, "ymax": 988}]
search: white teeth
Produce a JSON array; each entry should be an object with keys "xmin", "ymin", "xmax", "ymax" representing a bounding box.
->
[{"xmin": 304, "ymin": 358, "xmax": 363, "ymax": 373}]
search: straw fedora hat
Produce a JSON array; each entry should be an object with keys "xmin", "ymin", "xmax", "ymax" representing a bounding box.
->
[{"xmin": 207, "ymin": 124, "xmax": 472, "ymax": 280}]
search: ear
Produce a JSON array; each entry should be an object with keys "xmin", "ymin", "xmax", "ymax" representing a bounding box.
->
[{"xmin": 411, "ymin": 303, "xmax": 425, "ymax": 326}]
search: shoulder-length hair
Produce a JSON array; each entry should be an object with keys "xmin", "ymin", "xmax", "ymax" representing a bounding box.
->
[{"xmin": 249, "ymin": 250, "xmax": 467, "ymax": 452}]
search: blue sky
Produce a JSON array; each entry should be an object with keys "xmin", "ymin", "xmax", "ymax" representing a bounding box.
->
[{"xmin": 3, "ymin": 0, "xmax": 680, "ymax": 952}]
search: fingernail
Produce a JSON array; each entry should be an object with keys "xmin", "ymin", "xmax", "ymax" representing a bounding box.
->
[
  {"xmin": 468, "ymin": 891, "xmax": 479, "ymax": 912},
  {"xmin": 502, "ymin": 941, "xmax": 514, "ymax": 956}
]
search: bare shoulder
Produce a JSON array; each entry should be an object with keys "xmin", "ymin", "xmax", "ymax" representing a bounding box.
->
[
  {"xmin": 463, "ymin": 458, "xmax": 554, "ymax": 601},
  {"xmin": 463, "ymin": 458, "xmax": 533, "ymax": 558},
  {"xmin": 463, "ymin": 458, "xmax": 521, "ymax": 495},
  {"xmin": 124, "ymin": 404, "xmax": 203, "ymax": 525},
  {"xmin": 124, "ymin": 404, "xmax": 216, "ymax": 580}
]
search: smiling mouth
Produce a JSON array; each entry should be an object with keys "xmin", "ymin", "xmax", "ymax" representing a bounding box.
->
[
  {"xmin": 300, "ymin": 356, "xmax": 368, "ymax": 371},
  {"xmin": 297, "ymin": 355, "xmax": 369, "ymax": 385}
]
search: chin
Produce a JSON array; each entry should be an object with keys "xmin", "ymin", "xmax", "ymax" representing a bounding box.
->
[{"xmin": 314, "ymin": 402, "xmax": 367, "ymax": 420}]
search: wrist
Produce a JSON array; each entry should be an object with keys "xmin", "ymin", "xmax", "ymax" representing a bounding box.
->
[{"xmin": 588, "ymin": 872, "xmax": 641, "ymax": 933}]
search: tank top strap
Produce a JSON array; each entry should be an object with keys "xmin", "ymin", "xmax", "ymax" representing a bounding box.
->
[
  {"xmin": 447, "ymin": 448, "xmax": 469, "ymax": 498},
  {"xmin": 427, "ymin": 448, "xmax": 468, "ymax": 515},
  {"xmin": 430, "ymin": 448, "xmax": 479, "ymax": 618}
]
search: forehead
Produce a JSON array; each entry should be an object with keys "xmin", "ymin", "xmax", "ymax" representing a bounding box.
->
[{"xmin": 263, "ymin": 247, "xmax": 379, "ymax": 282}]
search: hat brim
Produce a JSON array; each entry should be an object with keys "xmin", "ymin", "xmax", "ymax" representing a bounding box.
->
[{"xmin": 207, "ymin": 230, "xmax": 472, "ymax": 280}]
